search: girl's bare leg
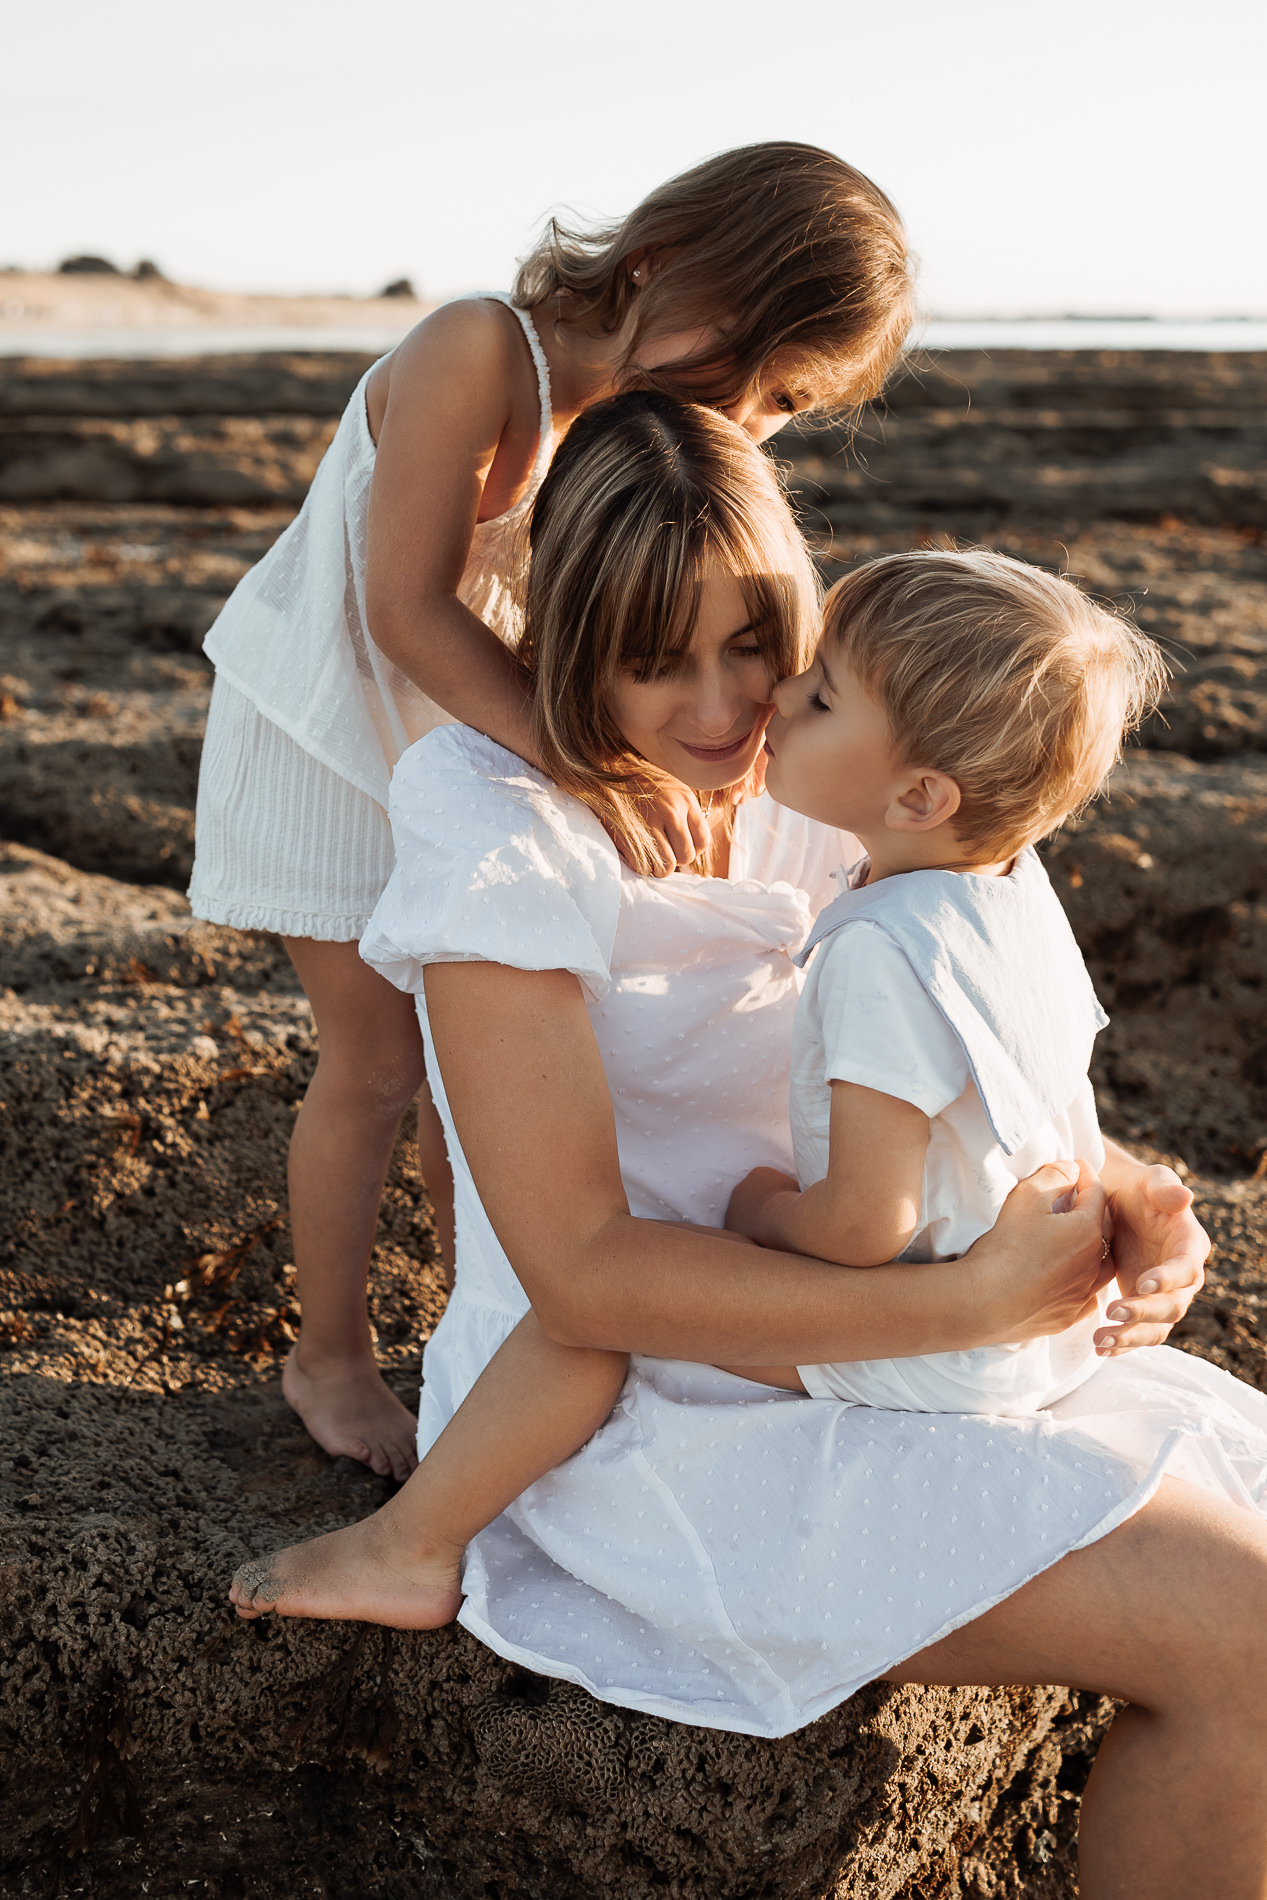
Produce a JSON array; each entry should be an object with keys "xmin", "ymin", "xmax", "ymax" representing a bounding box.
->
[
  {"xmin": 417, "ymin": 1083, "xmax": 456, "ymax": 1291},
  {"xmin": 282, "ymin": 937, "xmax": 451, "ymax": 1480},
  {"xmin": 232, "ymin": 1314, "xmax": 627, "ymax": 1625},
  {"xmin": 887, "ymin": 1476, "xmax": 1267, "ymax": 1900}
]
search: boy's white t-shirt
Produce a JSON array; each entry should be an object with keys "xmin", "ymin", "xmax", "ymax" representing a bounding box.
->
[{"xmin": 792, "ymin": 919, "xmax": 1109, "ymax": 1415}]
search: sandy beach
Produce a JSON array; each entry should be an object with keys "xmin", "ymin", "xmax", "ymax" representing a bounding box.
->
[{"xmin": 2, "ymin": 332, "xmax": 1266, "ymax": 1897}]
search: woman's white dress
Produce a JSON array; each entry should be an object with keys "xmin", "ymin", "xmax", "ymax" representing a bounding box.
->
[{"xmin": 362, "ymin": 725, "xmax": 1267, "ymax": 1739}]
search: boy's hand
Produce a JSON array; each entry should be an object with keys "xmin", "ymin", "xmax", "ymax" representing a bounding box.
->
[{"xmin": 726, "ymin": 1167, "xmax": 800, "ymax": 1245}]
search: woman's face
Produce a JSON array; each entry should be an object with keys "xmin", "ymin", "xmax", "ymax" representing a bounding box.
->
[{"xmin": 608, "ymin": 567, "xmax": 776, "ymax": 793}]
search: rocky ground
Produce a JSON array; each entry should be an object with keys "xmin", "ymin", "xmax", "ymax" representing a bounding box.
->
[{"xmin": 1, "ymin": 350, "xmax": 1265, "ymax": 1898}]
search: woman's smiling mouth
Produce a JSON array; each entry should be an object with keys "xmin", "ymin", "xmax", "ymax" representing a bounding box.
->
[{"xmin": 674, "ymin": 730, "xmax": 755, "ymax": 763}]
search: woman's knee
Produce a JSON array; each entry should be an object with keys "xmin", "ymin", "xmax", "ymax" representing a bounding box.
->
[{"xmin": 1125, "ymin": 1481, "xmax": 1267, "ymax": 1719}]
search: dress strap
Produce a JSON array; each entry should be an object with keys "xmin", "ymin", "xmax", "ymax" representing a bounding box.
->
[{"xmin": 477, "ymin": 291, "xmax": 555, "ymax": 495}]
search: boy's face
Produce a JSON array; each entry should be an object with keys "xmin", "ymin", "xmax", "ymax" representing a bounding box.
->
[{"xmin": 763, "ymin": 638, "xmax": 904, "ymax": 837}]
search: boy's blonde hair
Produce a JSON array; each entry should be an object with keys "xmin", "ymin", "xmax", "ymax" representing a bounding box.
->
[
  {"xmin": 520, "ymin": 392, "xmax": 820, "ymax": 876},
  {"xmin": 513, "ymin": 142, "xmax": 914, "ymax": 417},
  {"xmin": 824, "ymin": 550, "xmax": 1168, "ymax": 862}
]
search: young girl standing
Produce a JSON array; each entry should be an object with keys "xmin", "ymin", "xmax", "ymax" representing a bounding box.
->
[{"xmin": 186, "ymin": 142, "xmax": 916, "ymax": 1481}]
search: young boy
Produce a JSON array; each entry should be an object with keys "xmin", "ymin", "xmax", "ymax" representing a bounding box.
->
[
  {"xmin": 231, "ymin": 547, "xmax": 1166, "ymax": 1627},
  {"xmin": 723, "ymin": 547, "xmax": 1164, "ymax": 1411}
]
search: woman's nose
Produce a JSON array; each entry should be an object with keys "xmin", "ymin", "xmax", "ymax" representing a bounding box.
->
[
  {"xmin": 773, "ymin": 671, "xmax": 807, "ymax": 714},
  {"xmin": 692, "ymin": 666, "xmax": 749, "ymax": 735}
]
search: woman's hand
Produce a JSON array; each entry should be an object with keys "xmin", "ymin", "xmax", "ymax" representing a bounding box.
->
[
  {"xmin": 1095, "ymin": 1154, "xmax": 1209, "ymax": 1355},
  {"xmin": 964, "ymin": 1158, "xmax": 1114, "ymax": 1347}
]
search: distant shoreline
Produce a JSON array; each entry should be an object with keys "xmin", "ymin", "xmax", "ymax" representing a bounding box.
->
[
  {"xmin": 4, "ymin": 319, "xmax": 1267, "ymax": 360},
  {"xmin": 2, "ymin": 272, "xmax": 1266, "ymax": 357}
]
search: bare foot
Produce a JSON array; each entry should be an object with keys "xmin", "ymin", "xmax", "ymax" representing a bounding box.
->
[
  {"xmin": 229, "ymin": 1509, "xmax": 463, "ymax": 1628},
  {"xmin": 282, "ymin": 1347, "xmax": 419, "ymax": 1482}
]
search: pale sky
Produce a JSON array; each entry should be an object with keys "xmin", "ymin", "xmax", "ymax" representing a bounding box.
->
[{"xmin": 3, "ymin": 0, "xmax": 1265, "ymax": 316}]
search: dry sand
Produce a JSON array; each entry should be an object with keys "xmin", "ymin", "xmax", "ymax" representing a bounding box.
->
[
  {"xmin": 1, "ymin": 346, "xmax": 1265, "ymax": 1898},
  {"xmin": 0, "ymin": 270, "xmax": 427, "ymax": 338}
]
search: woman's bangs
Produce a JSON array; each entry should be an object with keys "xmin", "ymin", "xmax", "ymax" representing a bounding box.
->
[
  {"xmin": 612, "ymin": 535, "xmax": 710, "ymax": 683},
  {"xmin": 710, "ymin": 502, "xmax": 816, "ymax": 678}
]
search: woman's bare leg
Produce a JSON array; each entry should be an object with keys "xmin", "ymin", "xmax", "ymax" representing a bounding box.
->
[
  {"xmin": 282, "ymin": 936, "xmax": 443, "ymax": 1480},
  {"xmin": 232, "ymin": 1313, "xmax": 627, "ymax": 1625},
  {"xmin": 887, "ymin": 1477, "xmax": 1267, "ymax": 1900}
]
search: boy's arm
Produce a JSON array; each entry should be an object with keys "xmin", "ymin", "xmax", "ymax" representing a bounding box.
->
[{"xmin": 727, "ymin": 1082, "xmax": 929, "ymax": 1267}]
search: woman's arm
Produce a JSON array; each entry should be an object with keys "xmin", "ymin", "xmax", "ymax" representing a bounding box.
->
[
  {"xmin": 1095, "ymin": 1136, "xmax": 1208, "ymax": 1352},
  {"xmin": 424, "ymin": 961, "xmax": 1112, "ymax": 1364}
]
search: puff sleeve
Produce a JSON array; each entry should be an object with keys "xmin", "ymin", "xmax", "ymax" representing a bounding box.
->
[{"xmin": 359, "ymin": 726, "xmax": 622, "ymax": 1001}]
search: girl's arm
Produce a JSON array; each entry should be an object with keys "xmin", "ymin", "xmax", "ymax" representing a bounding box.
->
[
  {"xmin": 424, "ymin": 960, "xmax": 1115, "ymax": 1365},
  {"xmin": 364, "ymin": 304, "xmax": 706, "ymax": 871},
  {"xmin": 725, "ymin": 1083, "xmax": 928, "ymax": 1267},
  {"xmin": 365, "ymin": 303, "xmax": 539, "ymax": 762}
]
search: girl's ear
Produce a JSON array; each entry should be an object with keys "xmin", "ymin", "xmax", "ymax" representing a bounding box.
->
[
  {"xmin": 886, "ymin": 769, "xmax": 961, "ymax": 834},
  {"xmin": 626, "ymin": 247, "xmax": 656, "ymax": 287}
]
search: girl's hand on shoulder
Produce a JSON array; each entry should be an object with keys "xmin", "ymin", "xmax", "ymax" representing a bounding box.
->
[
  {"xmin": 726, "ymin": 1168, "xmax": 800, "ymax": 1245},
  {"xmin": 618, "ymin": 784, "xmax": 708, "ymax": 876},
  {"xmin": 1096, "ymin": 1162, "xmax": 1208, "ymax": 1355}
]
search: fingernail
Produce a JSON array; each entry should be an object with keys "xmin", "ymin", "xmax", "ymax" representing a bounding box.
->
[
  {"xmin": 1106, "ymin": 1304, "xmax": 1130, "ymax": 1322},
  {"xmin": 1138, "ymin": 1278, "xmax": 1159, "ymax": 1295}
]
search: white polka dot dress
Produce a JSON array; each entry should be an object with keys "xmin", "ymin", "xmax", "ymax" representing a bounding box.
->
[{"xmin": 361, "ymin": 726, "xmax": 1267, "ymax": 1739}]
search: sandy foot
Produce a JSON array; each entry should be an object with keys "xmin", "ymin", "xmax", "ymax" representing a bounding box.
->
[
  {"xmin": 230, "ymin": 1512, "xmax": 464, "ymax": 1627},
  {"xmin": 282, "ymin": 1347, "xmax": 420, "ymax": 1482}
]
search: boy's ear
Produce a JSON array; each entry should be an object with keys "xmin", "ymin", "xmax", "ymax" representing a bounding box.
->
[{"xmin": 886, "ymin": 769, "xmax": 962, "ymax": 834}]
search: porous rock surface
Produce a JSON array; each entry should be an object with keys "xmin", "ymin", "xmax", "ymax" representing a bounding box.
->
[{"xmin": 2, "ymin": 352, "xmax": 1266, "ymax": 1897}]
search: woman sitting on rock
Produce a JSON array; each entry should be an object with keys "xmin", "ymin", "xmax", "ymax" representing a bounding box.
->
[{"xmin": 233, "ymin": 395, "xmax": 1266, "ymax": 1899}]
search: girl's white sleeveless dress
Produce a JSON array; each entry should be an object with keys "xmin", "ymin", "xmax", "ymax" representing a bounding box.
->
[
  {"xmin": 361, "ymin": 725, "xmax": 1267, "ymax": 1739},
  {"xmin": 188, "ymin": 295, "xmax": 553, "ymax": 940}
]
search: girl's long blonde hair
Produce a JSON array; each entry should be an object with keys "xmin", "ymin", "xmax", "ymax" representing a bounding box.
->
[
  {"xmin": 513, "ymin": 142, "xmax": 914, "ymax": 416},
  {"xmin": 519, "ymin": 392, "xmax": 820, "ymax": 875}
]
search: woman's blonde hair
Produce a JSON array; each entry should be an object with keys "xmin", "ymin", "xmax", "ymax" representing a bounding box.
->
[
  {"xmin": 513, "ymin": 142, "xmax": 914, "ymax": 416},
  {"xmin": 823, "ymin": 549, "xmax": 1169, "ymax": 862},
  {"xmin": 519, "ymin": 392, "xmax": 820, "ymax": 875}
]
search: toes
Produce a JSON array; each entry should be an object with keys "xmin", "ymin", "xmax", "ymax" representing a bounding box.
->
[
  {"xmin": 233, "ymin": 1556, "xmax": 285, "ymax": 1613},
  {"xmin": 387, "ymin": 1444, "xmax": 417, "ymax": 1484},
  {"xmin": 230, "ymin": 1576, "xmax": 260, "ymax": 1616},
  {"xmin": 326, "ymin": 1433, "xmax": 377, "ymax": 1471}
]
